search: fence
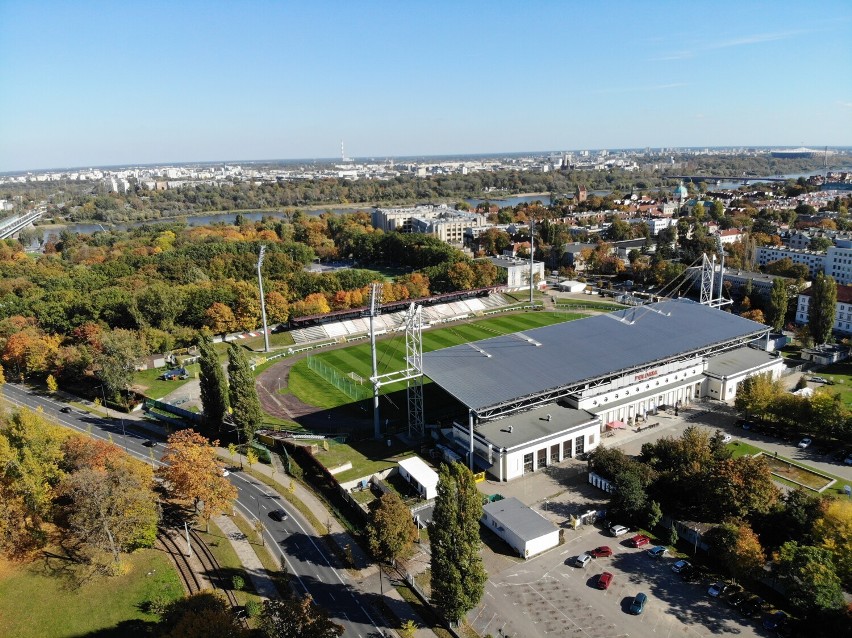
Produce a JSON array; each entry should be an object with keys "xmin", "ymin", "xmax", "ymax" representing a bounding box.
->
[
  {"xmin": 143, "ymin": 398, "xmax": 204, "ymax": 425},
  {"xmin": 307, "ymin": 355, "xmax": 372, "ymax": 401}
]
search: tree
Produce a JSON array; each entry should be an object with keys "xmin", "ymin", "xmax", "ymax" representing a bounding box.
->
[
  {"xmin": 713, "ymin": 523, "xmax": 765, "ymax": 581},
  {"xmin": 46, "ymin": 374, "xmax": 58, "ymax": 393},
  {"xmin": 0, "ymin": 408, "xmax": 67, "ymax": 559},
  {"xmin": 204, "ymin": 302, "xmax": 238, "ymax": 337},
  {"xmin": 813, "ymin": 499, "xmax": 852, "ymax": 586},
  {"xmin": 95, "ymin": 328, "xmax": 146, "ymax": 401},
  {"xmin": 0, "ymin": 363, "xmax": 5, "ymax": 385},
  {"xmin": 198, "ymin": 337, "xmax": 229, "ymax": 437},
  {"xmin": 429, "ymin": 462, "xmax": 487, "ymax": 624},
  {"xmin": 767, "ymin": 277, "xmax": 790, "ymax": 332},
  {"xmin": 734, "ymin": 372, "xmax": 784, "ymax": 421},
  {"xmin": 610, "ymin": 470, "xmax": 649, "ymax": 526},
  {"xmin": 776, "ymin": 542, "xmax": 844, "ymax": 615},
  {"xmin": 159, "ymin": 592, "xmax": 250, "ymax": 638},
  {"xmin": 709, "ymin": 455, "xmax": 779, "ymax": 520},
  {"xmin": 158, "ymin": 430, "xmax": 237, "ymax": 531},
  {"xmin": 367, "ymin": 491, "xmax": 417, "ymax": 564},
  {"xmin": 258, "ymin": 595, "xmax": 344, "ymax": 638},
  {"xmin": 59, "ymin": 441, "xmax": 159, "ymax": 571},
  {"xmin": 808, "ymin": 273, "xmax": 838, "ymax": 345},
  {"xmin": 227, "ymin": 343, "xmax": 263, "ymax": 444}
]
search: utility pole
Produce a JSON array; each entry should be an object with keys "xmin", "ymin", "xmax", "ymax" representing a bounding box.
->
[{"xmin": 257, "ymin": 245, "xmax": 270, "ymax": 352}]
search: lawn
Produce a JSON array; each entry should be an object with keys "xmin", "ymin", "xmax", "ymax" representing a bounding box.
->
[
  {"xmin": 728, "ymin": 440, "xmax": 846, "ymax": 495},
  {"xmin": 289, "ymin": 311, "xmax": 583, "ymax": 408},
  {"xmin": 240, "ymin": 330, "xmax": 296, "ymax": 352},
  {"xmin": 308, "ymin": 437, "xmax": 417, "ymax": 483},
  {"xmin": 133, "ymin": 363, "xmax": 200, "ymax": 400},
  {"xmin": 811, "ymin": 361, "xmax": 852, "ymax": 405},
  {"xmin": 0, "ymin": 548, "xmax": 183, "ymax": 638}
]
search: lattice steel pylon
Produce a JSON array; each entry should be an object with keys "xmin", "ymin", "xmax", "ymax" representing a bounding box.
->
[
  {"xmin": 405, "ymin": 304, "xmax": 424, "ymax": 439},
  {"xmin": 699, "ymin": 253, "xmax": 715, "ymax": 305},
  {"xmin": 368, "ymin": 302, "xmax": 425, "ymax": 440}
]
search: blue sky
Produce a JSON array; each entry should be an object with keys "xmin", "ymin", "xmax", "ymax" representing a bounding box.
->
[{"xmin": 1, "ymin": 0, "xmax": 850, "ymax": 172}]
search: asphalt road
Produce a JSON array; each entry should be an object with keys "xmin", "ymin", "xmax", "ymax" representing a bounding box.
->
[{"xmin": 1, "ymin": 383, "xmax": 385, "ymax": 638}]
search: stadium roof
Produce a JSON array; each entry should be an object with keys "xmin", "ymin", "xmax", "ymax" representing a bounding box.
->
[{"xmin": 421, "ymin": 299, "xmax": 768, "ymax": 416}]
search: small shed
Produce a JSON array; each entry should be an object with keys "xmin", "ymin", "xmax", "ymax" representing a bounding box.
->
[
  {"xmin": 397, "ymin": 456, "xmax": 439, "ymax": 500},
  {"xmin": 557, "ymin": 280, "xmax": 587, "ymax": 293},
  {"xmin": 481, "ymin": 497, "xmax": 560, "ymax": 559}
]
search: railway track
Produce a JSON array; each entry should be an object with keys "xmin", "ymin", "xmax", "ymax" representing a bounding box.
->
[{"xmin": 156, "ymin": 528, "xmax": 239, "ymax": 610}]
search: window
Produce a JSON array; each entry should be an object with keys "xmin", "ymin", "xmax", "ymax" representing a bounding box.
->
[
  {"xmin": 575, "ymin": 436, "xmax": 585, "ymax": 455},
  {"xmin": 523, "ymin": 453, "xmax": 534, "ymax": 474},
  {"xmin": 537, "ymin": 448, "xmax": 547, "ymax": 469},
  {"xmin": 563, "ymin": 439, "xmax": 573, "ymax": 459},
  {"xmin": 551, "ymin": 444, "xmax": 560, "ymax": 464},
  {"xmin": 589, "ymin": 434, "xmax": 596, "ymax": 445}
]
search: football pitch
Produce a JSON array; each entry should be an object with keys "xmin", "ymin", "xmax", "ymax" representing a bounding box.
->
[{"xmin": 289, "ymin": 310, "xmax": 584, "ymax": 407}]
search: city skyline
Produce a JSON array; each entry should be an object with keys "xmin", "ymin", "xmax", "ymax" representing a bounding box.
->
[{"xmin": 1, "ymin": 0, "xmax": 850, "ymax": 173}]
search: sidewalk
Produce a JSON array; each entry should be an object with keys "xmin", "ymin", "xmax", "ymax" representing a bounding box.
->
[
  {"xmin": 214, "ymin": 514, "xmax": 279, "ymax": 599},
  {"xmin": 218, "ymin": 446, "xmax": 437, "ymax": 638}
]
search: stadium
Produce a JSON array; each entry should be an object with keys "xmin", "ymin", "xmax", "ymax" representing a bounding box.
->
[{"xmin": 421, "ymin": 298, "xmax": 785, "ymax": 481}]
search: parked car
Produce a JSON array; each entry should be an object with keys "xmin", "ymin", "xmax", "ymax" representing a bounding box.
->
[
  {"xmin": 798, "ymin": 437, "xmax": 812, "ymax": 449},
  {"xmin": 844, "ymin": 453, "xmax": 852, "ymax": 466},
  {"xmin": 574, "ymin": 553, "xmax": 593, "ymax": 568},
  {"xmin": 736, "ymin": 418, "xmax": 754, "ymax": 430},
  {"xmin": 708, "ymin": 581, "xmax": 731, "ymax": 597},
  {"xmin": 647, "ymin": 545, "xmax": 667, "ymax": 559},
  {"xmin": 609, "ymin": 524, "xmax": 629, "ymax": 537},
  {"xmin": 268, "ymin": 509, "xmax": 288, "ymax": 522},
  {"xmin": 629, "ymin": 592, "xmax": 648, "ymax": 615},
  {"xmin": 763, "ymin": 610, "xmax": 788, "ymax": 631},
  {"xmin": 720, "ymin": 433, "xmax": 733, "ymax": 444},
  {"xmin": 628, "ymin": 534, "xmax": 651, "ymax": 548},
  {"xmin": 809, "ymin": 376, "xmax": 829, "ymax": 383},
  {"xmin": 596, "ymin": 572, "xmax": 614, "ymax": 590},
  {"xmin": 590, "ymin": 546, "xmax": 613, "ymax": 558},
  {"xmin": 671, "ymin": 559, "xmax": 692, "ymax": 574}
]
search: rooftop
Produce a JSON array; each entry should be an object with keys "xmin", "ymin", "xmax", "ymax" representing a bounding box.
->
[
  {"xmin": 801, "ymin": 284, "xmax": 852, "ymax": 303},
  {"xmin": 422, "ymin": 299, "xmax": 768, "ymax": 413},
  {"xmin": 704, "ymin": 347, "xmax": 780, "ymax": 378},
  {"xmin": 482, "ymin": 497, "xmax": 558, "ymax": 542},
  {"xmin": 465, "ymin": 404, "xmax": 598, "ymax": 450}
]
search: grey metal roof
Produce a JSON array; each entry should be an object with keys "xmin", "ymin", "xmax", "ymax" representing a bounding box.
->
[
  {"xmin": 704, "ymin": 347, "xmax": 779, "ymax": 377},
  {"xmin": 468, "ymin": 405, "xmax": 598, "ymax": 450},
  {"xmin": 422, "ymin": 299, "xmax": 768, "ymax": 413},
  {"xmin": 482, "ymin": 497, "xmax": 557, "ymax": 542}
]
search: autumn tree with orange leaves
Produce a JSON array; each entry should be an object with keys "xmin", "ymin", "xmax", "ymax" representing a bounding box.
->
[{"xmin": 158, "ymin": 430, "xmax": 237, "ymax": 531}]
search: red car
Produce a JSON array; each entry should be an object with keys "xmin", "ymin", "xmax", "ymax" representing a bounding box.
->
[
  {"xmin": 628, "ymin": 534, "xmax": 651, "ymax": 548},
  {"xmin": 596, "ymin": 572, "xmax": 614, "ymax": 590},
  {"xmin": 590, "ymin": 546, "xmax": 613, "ymax": 558}
]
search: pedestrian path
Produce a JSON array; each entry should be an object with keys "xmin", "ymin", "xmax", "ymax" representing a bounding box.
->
[{"xmin": 214, "ymin": 514, "xmax": 280, "ymax": 600}]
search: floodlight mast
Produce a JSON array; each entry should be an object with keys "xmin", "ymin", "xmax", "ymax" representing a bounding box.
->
[
  {"xmin": 369, "ymin": 283, "xmax": 382, "ymax": 439},
  {"xmin": 257, "ymin": 245, "xmax": 270, "ymax": 352},
  {"xmin": 529, "ymin": 218, "xmax": 535, "ymax": 304}
]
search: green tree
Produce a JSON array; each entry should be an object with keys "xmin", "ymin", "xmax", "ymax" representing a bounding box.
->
[
  {"xmin": 429, "ymin": 462, "xmax": 487, "ymax": 624},
  {"xmin": 776, "ymin": 542, "xmax": 844, "ymax": 615},
  {"xmin": 367, "ymin": 491, "xmax": 417, "ymax": 564},
  {"xmin": 808, "ymin": 273, "xmax": 837, "ymax": 345},
  {"xmin": 258, "ymin": 595, "xmax": 343, "ymax": 638},
  {"xmin": 611, "ymin": 470, "xmax": 649, "ymax": 526},
  {"xmin": 227, "ymin": 343, "xmax": 263, "ymax": 444},
  {"xmin": 95, "ymin": 328, "xmax": 146, "ymax": 402},
  {"xmin": 766, "ymin": 277, "xmax": 789, "ymax": 332},
  {"xmin": 198, "ymin": 337, "xmax": 229, "ymax": 437}
]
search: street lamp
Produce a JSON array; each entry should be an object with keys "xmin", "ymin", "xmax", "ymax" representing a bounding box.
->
[{"xmin": 226, "ymin": 416, "xmax": 244, "ymax": 469}]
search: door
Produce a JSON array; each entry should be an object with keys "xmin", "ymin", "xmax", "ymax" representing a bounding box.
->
[
  {"xmin": 551, "ymin": 444, "xmax": 560, "ymax": 464},
  {"xmin": 563, "ymin": 439, "xmax": 573, "ymax": 459},
  {"xmin": 523, "ymin": 453, "xmax": 534, "ymax": 474},
  {"xmin": 537, "ymin": 448, "xmax": 547, "ymax": 469}
]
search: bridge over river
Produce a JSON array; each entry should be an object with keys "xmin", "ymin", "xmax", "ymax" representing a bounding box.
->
[{"xmin": 0, "ymin": 207, "xmax": 44, "ymax": 239}]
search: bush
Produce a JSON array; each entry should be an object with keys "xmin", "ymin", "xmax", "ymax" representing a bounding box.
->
[
  {"xmin": 249, "ymin": 442, "xmax": 272, "ymax": 464},
  {"xmin": 244, "ymin": 599, "xmax": 262, "ymax": 618},
  {"xmin": 231, "ymin": 574, "xmax": 245, "ymax": 591}
]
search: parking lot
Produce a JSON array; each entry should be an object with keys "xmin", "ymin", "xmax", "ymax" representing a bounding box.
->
[{"xmin": 468, "ymin": 522, "xmax": 771, "ymax": 638}]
